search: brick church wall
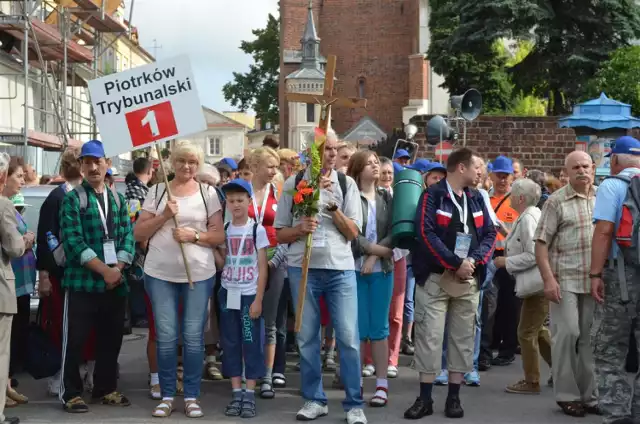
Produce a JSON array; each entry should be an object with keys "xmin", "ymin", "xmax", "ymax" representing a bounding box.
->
[
  {"xmin": 409, "ymin": 115, "xmax": 640, "ymax": 174},
  {"xmin": 279, "ymin": 0, "xmax": 416, "ymax": 147}
]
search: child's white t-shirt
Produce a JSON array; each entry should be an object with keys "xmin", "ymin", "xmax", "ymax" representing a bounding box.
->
[{"xmin": 221, "ymin": 221, "xmax": 270, "ymax": 295}]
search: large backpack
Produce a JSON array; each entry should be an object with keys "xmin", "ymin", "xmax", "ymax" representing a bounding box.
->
[
  {"xmin": 292, "ymin": 170, "xmax": 347, "ymax": 213},
  {"xmin": 606, "ymin": 173, "xmax": 640, "ymax": 308}
]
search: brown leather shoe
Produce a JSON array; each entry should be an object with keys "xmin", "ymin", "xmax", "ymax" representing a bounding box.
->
[
  {"xmin": 4, "ymin": 396, "xmax": 18, "ymax": 408},
  {"xmin": 7, "ymin": 387, "xmax": 28, "ymax": 404}
]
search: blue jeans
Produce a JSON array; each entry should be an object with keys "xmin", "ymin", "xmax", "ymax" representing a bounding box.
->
[
  {"xmin": 441, "ymin": 290, "xmax": 484, "ymax": 370},
  {"xmin": 144, "ymin": 274, "xmax": 214, "ymax": 399},
  {"xmin": 218, "ymin": 287, "xmax": 265, "ymax": 380},
  {"xmin": 404, "ymin": 265, "xmax": 416, "ymax": 324},
  {"xmin": 288, "ymin": 267, "xmax": 363, "ymax": 410}
]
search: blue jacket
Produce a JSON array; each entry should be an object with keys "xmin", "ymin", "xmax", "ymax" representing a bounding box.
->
[{"xmin": 413, "ymin": 178, "xmax": 497, "ymax": 285}]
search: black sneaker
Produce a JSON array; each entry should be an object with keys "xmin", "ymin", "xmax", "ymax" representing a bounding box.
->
[
  {"xmin": 2, "ymin": 417, "xmax": 20, "ymax": 424},
  {"xmin": 404, "ymin": 397, "xmax": 433, "ymax": 419},
  {"xmin": 478, "ymin": 358, "xmax": 491, "ymax": 371},
  {"xmin": 491, "ymin": 355, "xmax": 515, "ymax": 366},
  {"xmin": 445, "ymin": 395, "xmax": 464, "ymax": 418},
  {"xmin": 610, "ymin": 418, "xmax": 639, "ymax": 424}
]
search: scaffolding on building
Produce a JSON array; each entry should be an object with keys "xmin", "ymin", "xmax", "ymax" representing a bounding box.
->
[{"xmin": 0, "ymin": 0, "xmax": 136, "ymax": 161}]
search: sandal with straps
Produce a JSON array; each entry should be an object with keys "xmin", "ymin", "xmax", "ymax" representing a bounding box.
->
[
  {"xmin": 260, "ymin": 380, "xmax": 275, "ymax": 399},
  {"xmin": 369, "ymin": 386, "xmax": 388, "ymax": 407},
  {"xmin": 225, "ymin": 398, "xmax": 243, "ymax": 417},
  {"xmin": 152, "ymin": 400, "xmax": 175, "ymax": 418},
  {"xmin": 184, "ymin": 399, "xmax": 204, "ymax": 418},
  {"xmin": 558, "ymin": 401, "xmax": 586, "ymax": 417},
  {"xmin": 272, "ymin": 373, "xmax": 286, "ymax": 388},
  {"xmin": 241, "ymin": 398, "xmax": 257, "ymax": 418}
]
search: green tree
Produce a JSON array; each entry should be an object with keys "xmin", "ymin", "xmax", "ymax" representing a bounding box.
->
[
  {"xmin": 427, "ymin": 0, "xmax": 513, "ymax": 113},
  {"xmin": 222, "ymin": 14, "xmax": 279, "ymax": 125},
  {"xmin": 451, "ymin": 0, "xmax": 640, "ymax": 115},
  {"xmin": 584, "ymin": 46, "xmax": 640, "ymax": 115}
]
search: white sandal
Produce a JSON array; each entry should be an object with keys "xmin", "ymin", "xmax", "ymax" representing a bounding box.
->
[
  {"xmin": 185, "ymin": 399, "xmax": 204, "ymax": 418},
  {"xmin": 152, "ymin": 400, "xmax": 175, "ymax": 418}
]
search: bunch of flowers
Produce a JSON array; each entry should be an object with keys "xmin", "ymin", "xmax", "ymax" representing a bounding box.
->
[{"xmin": 290, "ymin": 127, "xmax": 324, "ymax": 218}]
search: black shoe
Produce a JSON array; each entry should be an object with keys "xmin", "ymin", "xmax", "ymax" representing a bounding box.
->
[
  {"xmin": 445, "ymin": 396, "xmax": 464, "ymax": 418},
  {"xmin": 491, "ymin": 355, "xmax": 515, "ymax": 366},
  {"xmin": 478, "ymin": 359, "xmax": 491, "ymax": 371},
  {"xmin": 610, "ymin": 418, "xmax": 639, "ymax": 424},
  {"xmin": 404, "ymin": 397, "xmax": 433, "ymax": 419},
  {"xmin": 2, "ymin": 417, "xmax": 20, "ymax": 424},
  {"xmin": 515, "ymin": 346, "xmax": 521, "ymax": 355}
]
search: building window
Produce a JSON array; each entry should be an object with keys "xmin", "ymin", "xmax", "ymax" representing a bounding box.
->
[
  {"xmin": 208, "ymin": 137, "xmax": 222, "ymax": 156},
  {"xmin": 358, "ymin": 78, "xmax": 366, "ymax": 98},
  {"xmin": 306, "ymin": 103, "xmax": 315, "ymax": 123}
]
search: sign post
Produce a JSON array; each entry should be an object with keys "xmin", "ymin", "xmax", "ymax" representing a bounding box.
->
[{"xmin": 88, "ymin": 55, "xmax": 206, "ymax": 288}]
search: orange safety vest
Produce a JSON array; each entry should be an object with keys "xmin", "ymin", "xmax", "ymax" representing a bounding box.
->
[{"xmin": 490, "ymin": 193, "xmax": 519, "ymax": 250}]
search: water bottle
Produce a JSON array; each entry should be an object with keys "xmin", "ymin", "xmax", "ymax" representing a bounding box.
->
[{"xmin": 46, "ymin": 231, "xmax": 59, "ymax": 252}]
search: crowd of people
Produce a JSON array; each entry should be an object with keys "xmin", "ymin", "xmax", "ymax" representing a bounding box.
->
[{"xmin": 0, "ymin": 131, "xmax": 639, "ymax": 424}]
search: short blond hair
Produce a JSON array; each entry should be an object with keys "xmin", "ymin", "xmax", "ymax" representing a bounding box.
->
[
  {"xmin": 249, "ymin": 146, "xmax": 280, "ymax": 170},
  {"xmin": 338, "ymin": 142, "xmax": 357, "ymax": 154},
  {"xmin": 172, "ymin": 140, "xmax": 204, "ymax": 170}
]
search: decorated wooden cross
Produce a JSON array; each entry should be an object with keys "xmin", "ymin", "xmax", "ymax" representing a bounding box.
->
[{"xmin": 285, "ymin": 54, "xmax": 367, "ymax": 332}]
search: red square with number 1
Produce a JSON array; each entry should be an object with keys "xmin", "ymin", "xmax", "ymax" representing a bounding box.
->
[{"xmin": 125, "ymin": 101, "xmax": 179, "ymax": 147}]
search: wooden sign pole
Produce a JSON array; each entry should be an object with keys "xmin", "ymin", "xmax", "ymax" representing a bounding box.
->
[
  {"xmin": 285, "ymin": 55, "xmax": 367, "ymax": 332},
  {"xmin": 154, "ymin": 143, "xmax": 194, "ymax": 288}
]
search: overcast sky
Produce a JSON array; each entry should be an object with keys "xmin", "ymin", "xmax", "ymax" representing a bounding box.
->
[{"xmin": 123, "ymin": 0, "xmax": 279, "ymax": 116}]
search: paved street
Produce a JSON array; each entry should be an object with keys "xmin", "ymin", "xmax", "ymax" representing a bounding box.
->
[{"xmin": 11, "ymin": 330, "xmax": 601, "ymax": 424}]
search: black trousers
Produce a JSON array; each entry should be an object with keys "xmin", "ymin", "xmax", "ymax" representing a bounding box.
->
[
  {"xmin": 61, "ymin": 290, "xmax": 125, "ymax": 402},
  {"xmin": 492, "ymin": 266, "xmax": 521, "ymax": 357},
  {"xmin": 9, "ymin": 294, "xmax": 31, "ymax": 376}
]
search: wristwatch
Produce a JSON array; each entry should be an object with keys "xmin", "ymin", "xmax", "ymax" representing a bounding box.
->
[
  {"xmin": 589, "ymin": 272, "xmax": 602, "ymax": 279},
  {"xmin": 193, "ymin": 230, "xmax": 200, "ymax": 243},
  {"xmin": 326, "ymin": 203, "xmax": 338, "ymax": 213}
]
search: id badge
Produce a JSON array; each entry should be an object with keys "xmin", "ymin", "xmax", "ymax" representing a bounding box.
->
[
  {"xmin": 103, "ymin": 239, "xmax": 117, "ymax": 265},
  {"xmin": 454, "ymin": 232, "xmax": 472, "ymax": 259},
  {"xmin": 312, "ymin": 215, "xmax": 326, "ymax": 248},
  {"xmin": 227, "ymin": 287, "xmax": 241, "ymax": 310}
]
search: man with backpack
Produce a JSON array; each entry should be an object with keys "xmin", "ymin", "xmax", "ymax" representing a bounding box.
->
[{"xmin": 590, "ymin": 136, "xmax": 640, "ymax": 424}]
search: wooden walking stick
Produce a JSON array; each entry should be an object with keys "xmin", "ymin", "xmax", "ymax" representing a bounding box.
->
[
  {"xmin": 155, "ymin": 144, "xmax": 194, "ymax": 288},
  {"xmin": 285, "ymin": 55, "xmax": 367, "ymax": 332}
]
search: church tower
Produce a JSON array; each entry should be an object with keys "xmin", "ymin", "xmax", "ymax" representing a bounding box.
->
[{"xmin": 284, "ymin": 0, "xmax": 327, "ymax": 152}]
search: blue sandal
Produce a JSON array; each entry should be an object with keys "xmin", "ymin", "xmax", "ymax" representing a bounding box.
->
[
  {"xmin": 225, "ymin": 398, "xmax": 242, "ymax": 417},
  {"xmin": 241, "ymin": 398, "xmax": 257, "ymax": 418}
]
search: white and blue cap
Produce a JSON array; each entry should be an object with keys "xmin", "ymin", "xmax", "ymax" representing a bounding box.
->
[
  {"xmin": 222, "ymin": 178, "xmax": 253, "ymax": 197},
  {"xmin": 605, "ymin": 136, "xmax": 640, "ymax": 157}
]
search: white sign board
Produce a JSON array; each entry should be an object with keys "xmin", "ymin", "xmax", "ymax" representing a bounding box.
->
[{"xmin": 88, "ymin": 55, "xmax": 206, "ymax": 158}]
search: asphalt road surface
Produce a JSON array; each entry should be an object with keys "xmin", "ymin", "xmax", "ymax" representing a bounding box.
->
[{"xmin": 11, "ymin": 330, "xmax": 601, "ymax": 424}]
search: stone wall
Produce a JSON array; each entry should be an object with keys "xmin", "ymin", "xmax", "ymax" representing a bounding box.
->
[{"xmin": 409, "ymin": 115, "xmax": 640, "ymax": 174}]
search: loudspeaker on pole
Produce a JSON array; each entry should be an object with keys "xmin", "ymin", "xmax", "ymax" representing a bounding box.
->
[{"xmin": 450, "ymin": 89, "xmax": 483, "ymax": 121}]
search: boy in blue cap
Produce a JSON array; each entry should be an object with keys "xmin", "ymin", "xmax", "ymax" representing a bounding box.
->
[
  {"xmin": 394, "ymin": 149, "xmax": 411, "ymax": 166},
  {"xmin": 217, "ymin": 179, "xmax": 269, "ymax": 419}
]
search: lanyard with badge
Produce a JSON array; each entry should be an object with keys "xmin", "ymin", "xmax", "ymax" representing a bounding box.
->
[
  {"xmin": 95, "ymin": 189, "xmax": 118, "ymax": 265},
  {"xmin": 226, "ymin": 220, "xmax": 253, "ymax": 310},
  {"xmin": 446, "ymin": 181, "xmax": 471, "ymax": 259},
  {"xmin": 251, "ymin": 183, "xmax": 270, "ymax": 225}
]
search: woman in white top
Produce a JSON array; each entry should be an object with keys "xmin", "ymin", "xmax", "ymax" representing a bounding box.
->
[
  {"xmin": 493, "ymin": 178, "xmax": 551, "ymax": 394},
  {"xmin": 134, "ymin": 141, "xmax": 224, "ymax": 418}
]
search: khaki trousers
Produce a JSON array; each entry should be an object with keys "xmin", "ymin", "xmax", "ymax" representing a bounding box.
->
[
  {"xmin": 0, "ymin": 314, "xmax": 12, "ymax": 422},
  {"xmin": 549, "ymin": 291, "xmax": 597, "ymax": 403},
  {"xmin": 518, "ymin": 294, "xmax": 552, "ymax": 383},
  {"xmin": 413, "ymin": 274, "xmax": 479, "ymax": 374}
]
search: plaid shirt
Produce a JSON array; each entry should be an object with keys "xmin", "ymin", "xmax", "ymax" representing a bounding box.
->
[
  {"xmin": 534, "ymin": 183, "xmax": 596, "ymax": 294},
  {"xmin": 60, "ymin": 180, "xmax": 134, "ymax": 295}
]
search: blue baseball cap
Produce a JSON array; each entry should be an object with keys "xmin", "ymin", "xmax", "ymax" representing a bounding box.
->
[
  {"xmin": 491, "ymin": 156, "xmax": 514, "ymax": 174},
  {"xmin": 394, "ymin": 149, "xmax": 410, "ymax": 159},
  {"xmin": 79, "ymin": 140, "xmax": 106, "ymax": 159},
  {"xmin": 220, "ymin": 157, "xmax": 238, "ymax": 170},
  {"xmin": 426, "ymin": 162, "xmax": 446, "ymax": 174},
  {"xmin": 606, "ymin": 136, "xmax": 640, "ymax": 157},
  {"xmin": 487, "ymin": 161, "xmax": 493, "ymax": 172},
  {"xmin": 392, "ymin": 162, "xmax": 405, "ymax": 173},
  {"xmin": 222, "ymin": 178, "xmax": 253, "ymax": 197},
  {"xmin": 106, "ymin": 168, "xmax": 113, "ymax": 176},
  {"xmin": 408, "ymin": 158, "xmax": 431, "ymax": 173}
]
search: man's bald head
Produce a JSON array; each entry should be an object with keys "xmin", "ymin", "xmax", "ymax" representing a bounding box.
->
[{"xmin": 565, "ymin": 150, "xmax": 594, "ymax": 191}]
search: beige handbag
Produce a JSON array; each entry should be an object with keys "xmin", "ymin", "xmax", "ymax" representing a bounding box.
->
[{"xmin": 514, "ymin": 266, "xmax": 544, "ymax": 298}]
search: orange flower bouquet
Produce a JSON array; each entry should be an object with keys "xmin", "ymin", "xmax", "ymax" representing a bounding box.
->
[{"xmin": 289, "ymin": 127, "xmax": 324, "ymax": 218}]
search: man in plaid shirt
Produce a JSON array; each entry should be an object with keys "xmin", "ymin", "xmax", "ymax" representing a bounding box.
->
[{"xmin": 59, "ymin": 140, "xmax": 135, "ymax": 413}]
